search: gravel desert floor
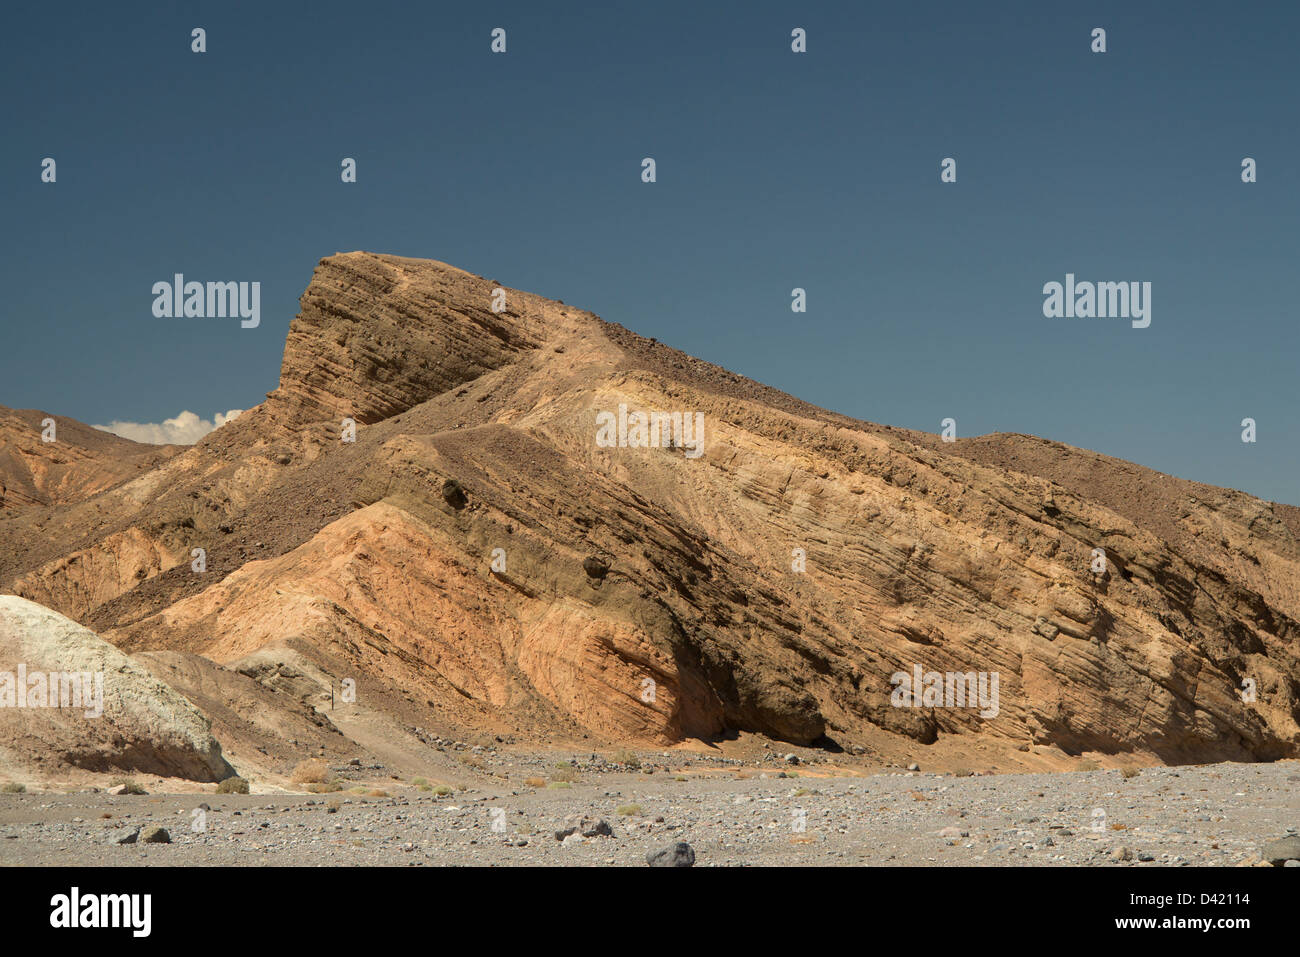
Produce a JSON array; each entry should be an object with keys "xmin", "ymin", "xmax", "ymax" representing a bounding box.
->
[{"xmin": 3, "ymin": 756, "xmax": 1297, "ymax": 867}]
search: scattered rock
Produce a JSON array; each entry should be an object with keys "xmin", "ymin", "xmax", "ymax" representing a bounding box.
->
[
  {"xmin": 554, "ymin": 814, "xmax": 613, "ymax": 841},
  {"xmin": 647, "ymin": 841, "xmax": 695, "ymax": 867},
  {"xmin": 140, "ymin": 826, "xmax": 171, "ymax": 844},
  {"xmin": 440, "ymin": 479, "xmax": 468, "ymax": 509}
]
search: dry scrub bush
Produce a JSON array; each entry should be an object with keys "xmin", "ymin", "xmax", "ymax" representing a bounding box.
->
[{"xmin": 291, "ymin": 759, "xmax": 331, "ymax": 785}]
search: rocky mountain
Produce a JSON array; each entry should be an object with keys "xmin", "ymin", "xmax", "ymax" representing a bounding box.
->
[{"xmin": 1, "ymin": 251, "xmax": 1297, "ymax": 783}]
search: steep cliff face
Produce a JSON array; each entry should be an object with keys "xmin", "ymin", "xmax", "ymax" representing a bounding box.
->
[
  {"xmin": 3, "ymin": 251, "xmax": 1298, "ymax": 773},
  {"xmin": 265, "ymin": 254, "xmax": 547, "ymax": 426}
]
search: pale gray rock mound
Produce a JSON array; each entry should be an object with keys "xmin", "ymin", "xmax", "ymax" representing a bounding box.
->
[{"xmin": 0, "ymin": 595, "xmax": 233, "ymax": 782}]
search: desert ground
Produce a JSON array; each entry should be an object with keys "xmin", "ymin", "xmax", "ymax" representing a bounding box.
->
[{"xmin": 2, "ymin": 746, "xmax": 1297, "ymax": 867}]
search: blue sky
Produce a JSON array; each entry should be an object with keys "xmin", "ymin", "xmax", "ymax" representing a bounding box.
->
[{"xmin": 3, "ymin": 1, "xmax": 1297, "ymax": 502}]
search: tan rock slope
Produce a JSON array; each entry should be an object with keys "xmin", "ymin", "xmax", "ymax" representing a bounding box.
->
[
  {"xmin": 1, "ymin": 252, "xmax": 1297, "ymax": 776},
  {"xmin": 0, "ymin": 407, "xmax": 179, "ymax": 511}
]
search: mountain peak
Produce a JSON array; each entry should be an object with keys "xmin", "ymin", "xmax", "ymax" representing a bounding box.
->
[{"xmin": 266, "ymin": 252, "xmax": 550, "ymax": 426}]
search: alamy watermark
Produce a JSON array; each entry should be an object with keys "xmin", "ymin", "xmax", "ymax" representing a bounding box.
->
[
  {"xmin": 151, "ymin": 275, "xmax": 260, "ymax": 328},
  {"xmin": 890, "ymin": 664, "xmax": 999, "ymax": 719},
  {"xmin": 595, "ymin": 403, "xmax": 704, "ymax": 459},
  {"xmin": 50, "ymin": 887, "xmax": 150, "ymax": 937},
  {"xmin": 1042, "ymin": 273, "xmax": 1150, "ymax": 328},
  {"xmin": 0, "ymin": 664, "xmax": 104, "ymax": 718}
]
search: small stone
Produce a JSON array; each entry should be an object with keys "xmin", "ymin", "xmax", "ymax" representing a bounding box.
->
[
  {"xmin": 113, "ymin": 827, "xmax": 141, "ymax": 845},
  {"xmin": 140, "ymin": 826, "xmax": 171, "ymax": 844},
  {"xmin": 1111, "ymin": 846, "xmax": 1133, "ymax": 862}
]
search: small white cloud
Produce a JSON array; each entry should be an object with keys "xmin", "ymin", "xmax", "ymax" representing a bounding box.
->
[{"xmin": 94, "ymin": 409, "xmax": 242, "ymax": 445}]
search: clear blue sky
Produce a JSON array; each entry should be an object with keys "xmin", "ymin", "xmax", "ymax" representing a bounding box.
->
[{"xmin": 3, "ymin": 1, "xmax": 1297, "ymax": 502}]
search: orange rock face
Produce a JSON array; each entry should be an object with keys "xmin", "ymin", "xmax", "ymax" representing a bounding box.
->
[{"xmin": 2, "ymin": 252, "xmax": 1297, "ymax": 770}]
